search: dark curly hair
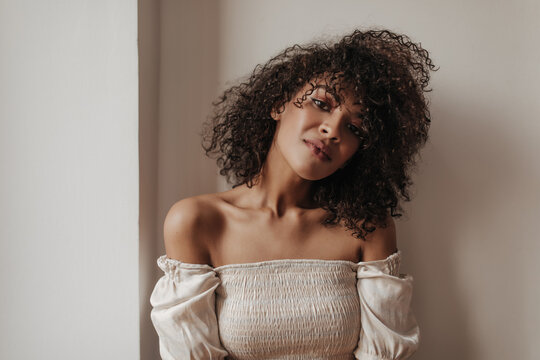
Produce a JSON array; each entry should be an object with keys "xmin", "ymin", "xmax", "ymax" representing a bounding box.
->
[{"xmin": 201, "ymin": 27, "xmax": 438, "ymax": 241}]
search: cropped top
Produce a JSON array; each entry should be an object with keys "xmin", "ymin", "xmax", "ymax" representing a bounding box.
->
[{"xmin": 150, "ymin": 250, "xmax": 420, "ymax": 360}]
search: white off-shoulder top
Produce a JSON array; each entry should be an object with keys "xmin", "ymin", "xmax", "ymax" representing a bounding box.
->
[{"xmin": 150, "ymin": 249, "xmax": 420, "ymax": 360}]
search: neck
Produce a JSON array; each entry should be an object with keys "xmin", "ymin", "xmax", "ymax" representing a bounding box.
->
[{"xmin": 238, "ymin": 150, "xmax": 318, "ymax": 218}]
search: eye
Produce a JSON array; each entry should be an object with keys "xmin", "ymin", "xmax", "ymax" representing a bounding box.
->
[
  {"xmin": 348, "ymin": 123, "xmax": 362, "ymax": 137},
  {"xmin": 311, "ymin": 97, "xmax": 331, "ymax": 111}
]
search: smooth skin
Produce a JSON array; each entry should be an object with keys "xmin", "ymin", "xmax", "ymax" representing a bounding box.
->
[{"xmin": 164, "ymin": 81, "xmax": 397, "ymax": 267}]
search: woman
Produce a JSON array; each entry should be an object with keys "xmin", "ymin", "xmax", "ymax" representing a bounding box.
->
[{"xmin": 150, "ymin": 28, "xmax": 437, "ymax": 359}]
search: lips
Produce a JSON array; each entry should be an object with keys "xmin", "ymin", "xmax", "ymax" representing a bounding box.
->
[{"xmin": 304, "ymin": 138, "xmax": 331, "ymax": 160}]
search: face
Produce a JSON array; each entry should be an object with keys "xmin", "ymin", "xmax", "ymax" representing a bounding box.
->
[{"xmin": 270, "ymin": 81, "xmax": 364, "ymax": 181}]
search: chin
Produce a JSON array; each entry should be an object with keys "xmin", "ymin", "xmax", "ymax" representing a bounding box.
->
[
  {"xmin": 288, "ymin": 155, "xmax": 338, "ymax": 181},
  {"xmin": 296, "ymin": 167, "xmax": 337, "ymax": 181}
]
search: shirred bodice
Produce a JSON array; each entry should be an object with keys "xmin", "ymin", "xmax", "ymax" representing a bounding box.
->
[{"xmin": 215, "ymin": 260, "xmax": 362, "ymax": 359}]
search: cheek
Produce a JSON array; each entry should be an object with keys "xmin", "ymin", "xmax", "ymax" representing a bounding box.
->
[
  {"xmin": 340, "ymin": 143, "xmax": 360, "ymax": 164},
  {"xmin": 273, "ymin": 121, "xmax": 297, "ymax": 156},
  {"xmin": 276, "ymin": 112, "xmax": 306, "ymax": 139}
]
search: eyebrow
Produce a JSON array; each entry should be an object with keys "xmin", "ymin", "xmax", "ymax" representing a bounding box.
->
[
  {"xmin": 312, "ymin": 84, "xmax": 361, "ymax": 102},
  {"xmin": 345, "ymin": 108, "xmax": 364, "ymax": 120},
  {"xmin": 311, "ymin": 85, "xmax": 342, "ymax": 104},
  {"xmin": 311, "ymin": 85, "xmax": 364, "ymax": 116}
]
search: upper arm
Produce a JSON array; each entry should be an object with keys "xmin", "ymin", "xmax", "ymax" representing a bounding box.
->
[
  {"xmin": 163, "ymin": 197, "xmax": 212, "ymax": 265},
  {"xmin": 361, "ymin": 214, "xmax": 398, "ymax": 262}
]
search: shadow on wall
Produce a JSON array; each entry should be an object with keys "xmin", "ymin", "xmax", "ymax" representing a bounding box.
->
[{"xmin": 139, "ymin": 0, "xmax": 222, "ymax": 359}]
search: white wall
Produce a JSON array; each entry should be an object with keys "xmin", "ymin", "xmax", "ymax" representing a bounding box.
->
[
  {"xmin": 149, "ymin": 0, "xmax": 540, "ymax": 359},
  {"xmin": 0, "ymin": 1, "xmax": 139, "ymax": 359}
]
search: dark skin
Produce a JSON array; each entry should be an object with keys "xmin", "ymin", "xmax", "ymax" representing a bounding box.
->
[{"xmin": 163, "ymin": 82, "xmax": 397, "ymax": 267}]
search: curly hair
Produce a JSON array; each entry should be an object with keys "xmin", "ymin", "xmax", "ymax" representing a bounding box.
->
[{"xmin": 201, "ymin": 27, "xmax": 438, "ymax": 241}]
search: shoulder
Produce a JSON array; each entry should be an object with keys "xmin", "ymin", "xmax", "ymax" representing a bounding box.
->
[
  {"xmin": 163, "ymin": 194, "xmax": 224, "ymax": 265},
  {"xmin": 360, "ymin": 214, "xmax": 398, "ymax": 262}
]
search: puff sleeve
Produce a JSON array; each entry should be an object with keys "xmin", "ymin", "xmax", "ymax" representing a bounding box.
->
[
  {"xmin": 150, "ymin": 255, "xmax": 229, "ymax": 360},
  {"xmin": 353, "ymin": 251, "xmax": 420, "ymax": 360}
]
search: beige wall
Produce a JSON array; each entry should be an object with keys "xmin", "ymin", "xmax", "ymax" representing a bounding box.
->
[
  {"xmin": 0, "ymin": 1, "xmax": 139, "ymax": 359},
  {"xmin": 144, "ymin": 0, "xmax": 540, "ymax": 359}
]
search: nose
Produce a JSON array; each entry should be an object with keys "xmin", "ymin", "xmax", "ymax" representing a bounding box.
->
[{"xmin": 318, "ymin": 108, "xmax": 347, "ymax": 142}]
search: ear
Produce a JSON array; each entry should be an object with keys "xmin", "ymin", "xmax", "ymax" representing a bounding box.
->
[{"xmin": 270, "ymin": 108, "xmax": 280, "ymax": 121}]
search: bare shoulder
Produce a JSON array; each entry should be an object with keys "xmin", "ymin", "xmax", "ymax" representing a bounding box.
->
[
  {"xmin": 360, "ymin": 214, "xmax": 398, "ymax": 262},
  {"xmin": 163, "ymin": 194, "xmax": 224, "ymax": 265}
]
